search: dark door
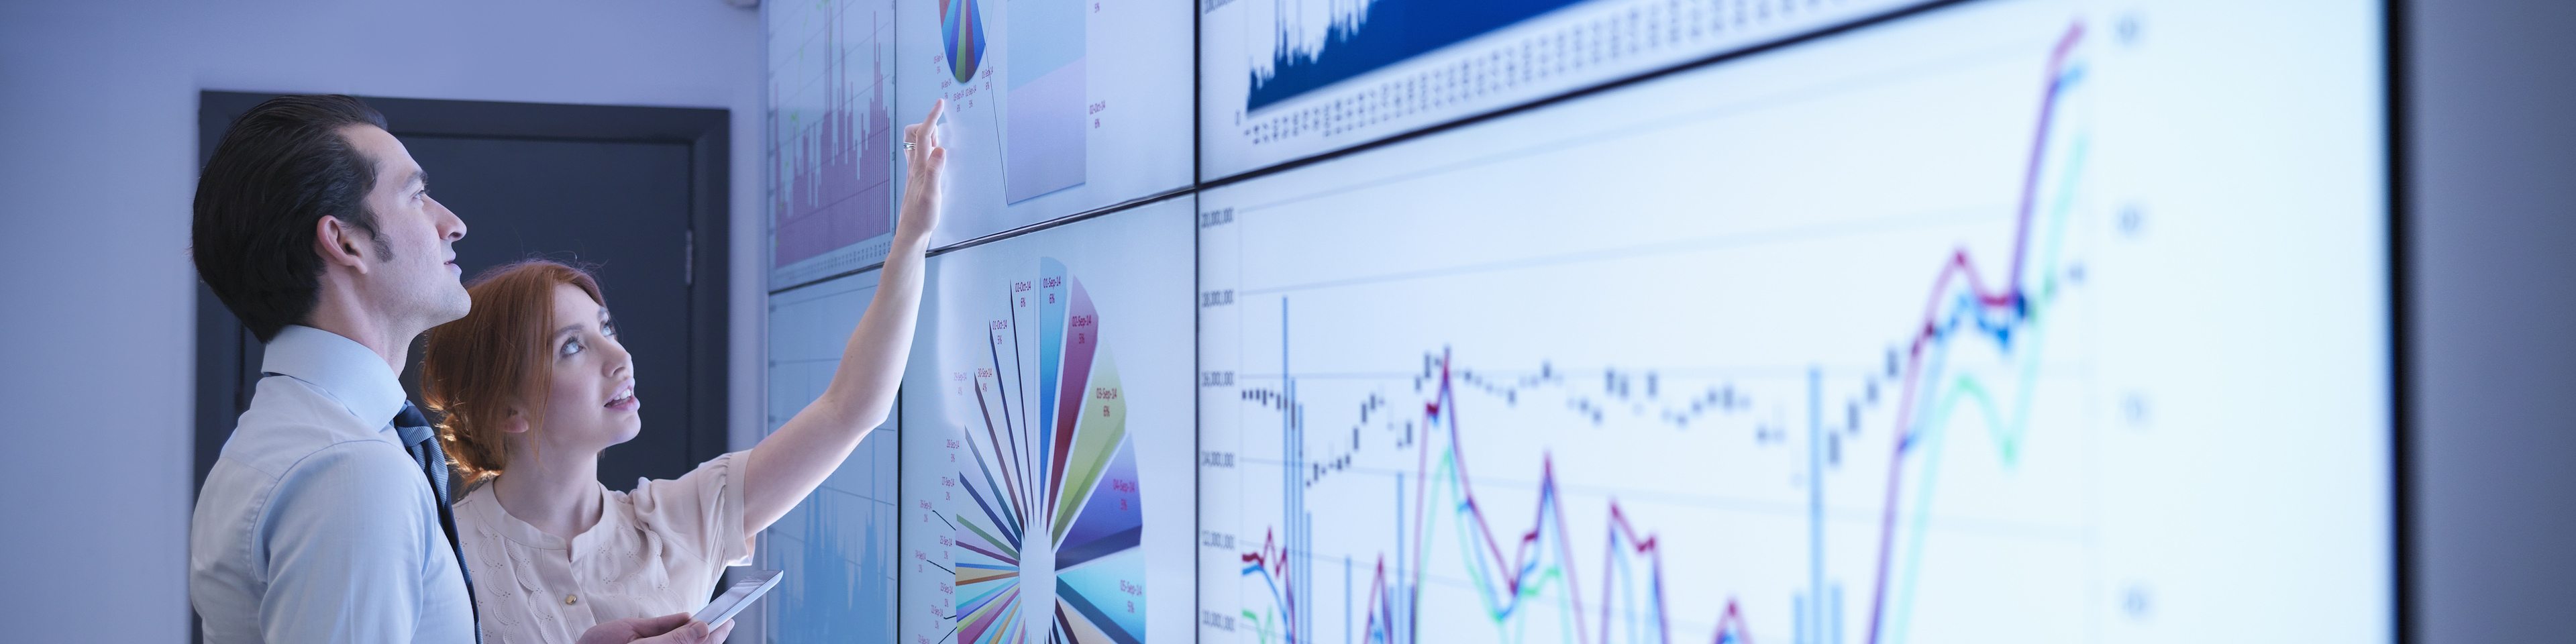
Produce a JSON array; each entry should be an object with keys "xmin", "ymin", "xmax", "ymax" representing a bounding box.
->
[
  {"xmin": 395, "ymin": 136, "xmax": 697, "ymax": 491},
  {"xmin": 194, "ymin": 92, "xmax": 731, "ymax": 500}
]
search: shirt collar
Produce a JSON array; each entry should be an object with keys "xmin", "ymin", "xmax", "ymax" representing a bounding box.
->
[{"xmin": 260, "ymin": 325, "xmax": 411, "ymax": 432}]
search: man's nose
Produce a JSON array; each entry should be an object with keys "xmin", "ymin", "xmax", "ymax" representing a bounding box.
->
[{"xmin": 434, "ymin": 198, "xmax": 466, "ymax": 241}]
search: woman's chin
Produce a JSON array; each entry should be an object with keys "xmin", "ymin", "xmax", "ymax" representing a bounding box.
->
[{"xmin": 605, "ymin": 421, "xmax": 643, "ymax": 447}]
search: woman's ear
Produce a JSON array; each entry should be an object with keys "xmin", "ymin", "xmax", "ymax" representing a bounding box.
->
[{"xmin": 501, "ymin": 407, "xmax": 531, "ymax": 434}]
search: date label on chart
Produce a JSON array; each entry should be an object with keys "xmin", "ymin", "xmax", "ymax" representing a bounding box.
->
[
  {"xmin": 1202, "ymin": 610, "xmax": 1238, "ymax": 631},
  {"xmin": 1199, "ymin": 207, "xmax": 1236, "ymax": 228}
]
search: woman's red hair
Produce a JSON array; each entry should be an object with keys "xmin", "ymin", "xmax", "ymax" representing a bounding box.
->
[{"xmin": 422, "ymin": 260, "xmax": 605, "ymax": 487}]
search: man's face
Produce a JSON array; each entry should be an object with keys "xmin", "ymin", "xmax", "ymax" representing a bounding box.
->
[{"xmin": 343, "ymin": 124, "xmax": 471, "ymax": 329}]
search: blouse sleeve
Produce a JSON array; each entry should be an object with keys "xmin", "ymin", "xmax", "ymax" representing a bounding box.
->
[{"xmin": 627, "ymin": 450, "xmax": 754, "ymax": 567}]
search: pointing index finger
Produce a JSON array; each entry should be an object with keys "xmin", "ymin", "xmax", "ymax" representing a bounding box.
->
[
  {"xmin": 921, "ymin": 99, "xmax": 943, "ymax": 127},
  {"xmin": 919, "ymin": 99, "xmax": 944, "ymax": 145}
]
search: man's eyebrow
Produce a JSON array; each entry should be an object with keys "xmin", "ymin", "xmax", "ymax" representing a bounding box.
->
[{"xmin": 406, "ymin": 168, "xmax": 428, "ymax": 189}]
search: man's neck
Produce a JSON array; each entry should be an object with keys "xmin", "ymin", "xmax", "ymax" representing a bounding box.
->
[
  {"xmin": 302, "ymin": 282, "xmax": 419, "ymax": 374},
  {"xmin": 490, "ymin": 446, "xmax": 607, "ymax": 541}
]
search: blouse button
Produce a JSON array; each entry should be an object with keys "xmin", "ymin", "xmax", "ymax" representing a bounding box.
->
[{"xmin": 564, "ymin": 594, "xmax": 578, "ymax": 605}]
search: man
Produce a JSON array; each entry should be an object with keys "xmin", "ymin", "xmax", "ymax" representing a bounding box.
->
[{"xmin": 189, "ymin": 95, "xmax": 727, "ymax": 644}]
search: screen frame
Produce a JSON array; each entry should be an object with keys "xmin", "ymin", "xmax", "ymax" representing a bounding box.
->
[{"xmin": 757, "ymin": 0, "xmax": 2412, "ymax": 640}]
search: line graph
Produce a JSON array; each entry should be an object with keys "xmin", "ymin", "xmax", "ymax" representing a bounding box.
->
[
  {"xmin": 1200, "ymin": 12, "xmax": 2120, "ymax": 643},
  {"xmin": 1237, "ymin": 347, "xmax": 1763, "ymax": 644},
  {"xmin": 1861, "ymin": 25, "xmax": 2081, "ymax": 644},
  {"xmin": 1201, "ymin": 0, "xmax": 2393, "ymax": 637}
]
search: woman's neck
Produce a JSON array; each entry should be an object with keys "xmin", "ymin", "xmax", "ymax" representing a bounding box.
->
[{"xmin": 488, "ymin": 445, "xmax": 605, "ymax": 542}]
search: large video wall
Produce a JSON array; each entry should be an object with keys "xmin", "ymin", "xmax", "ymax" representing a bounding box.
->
[{"xmin": 766, "ymin": 1, "xmax": 2392, "ymax": 643}]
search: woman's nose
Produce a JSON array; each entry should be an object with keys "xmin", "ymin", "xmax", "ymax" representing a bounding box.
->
[{"xmin": 604, "ymin": 339, "xmax": 632, "ymax": 377}]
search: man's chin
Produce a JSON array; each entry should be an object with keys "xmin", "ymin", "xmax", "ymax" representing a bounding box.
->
[{"xmin": 436, "ymin": 290, "xmax": 473, "ymax": 325}]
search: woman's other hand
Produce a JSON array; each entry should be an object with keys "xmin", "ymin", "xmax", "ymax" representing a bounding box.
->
[
  {"xmin": 897, "ymin": 99, "xmax": 947, "ymax": 244},
  {"xmin": 577, "ymin": 613, "xmax": 735, "ymax": 644}
]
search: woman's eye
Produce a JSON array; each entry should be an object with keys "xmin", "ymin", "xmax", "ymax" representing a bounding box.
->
[
  {"xmin": 560, "ymin": 339, "xmax": 583, "ymax": 357},
  {"xmin": 602, "ymin": 322, "xmax": 618, "ymax": 337}
]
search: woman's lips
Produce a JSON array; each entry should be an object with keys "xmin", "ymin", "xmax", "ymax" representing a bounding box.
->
[{"xmin": 605, "ymin": 382, "xmax": 639, "ymax": 411}]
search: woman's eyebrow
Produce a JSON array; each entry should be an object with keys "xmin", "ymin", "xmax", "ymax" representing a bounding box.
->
[{"xmin": 554, "ymin": 323, "xmax": 584, "ymax": 338}]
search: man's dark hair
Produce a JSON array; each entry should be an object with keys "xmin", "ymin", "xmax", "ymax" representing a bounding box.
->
[{"xmin": 193, "ymin": 95, "xmax": 393, "ymax": 342}]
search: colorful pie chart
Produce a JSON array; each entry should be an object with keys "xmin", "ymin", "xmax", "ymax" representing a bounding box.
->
[{"xmin": 939, "ymin": 0, "xmax": 986, "ymax": 83}]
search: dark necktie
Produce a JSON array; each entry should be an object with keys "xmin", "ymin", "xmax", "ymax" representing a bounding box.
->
[{"xmin": 395, "ymin": 401, "xmax": 482, "ymax": 643}]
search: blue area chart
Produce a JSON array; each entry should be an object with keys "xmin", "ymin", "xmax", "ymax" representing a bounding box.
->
[
  {"xmin": 760, "ymin": 270, "xmax": 900, "ymax": 644},
  {"xmin": 1249, "ymin": 0, "xmax": 1585, "ymax": 111},
  {"xmin": 776, "ymin": 480, "xmax": 899, "ymax": 642}
]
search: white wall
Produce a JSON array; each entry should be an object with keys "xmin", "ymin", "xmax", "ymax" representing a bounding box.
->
[{"xmin": 0, "ymin": 1, "xmax": 765, "ymax": 641}]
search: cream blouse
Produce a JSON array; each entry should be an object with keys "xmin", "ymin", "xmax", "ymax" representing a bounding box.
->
[{"xmin": 453, "ymin": 451, "xmax": 755, "ymax": 644}]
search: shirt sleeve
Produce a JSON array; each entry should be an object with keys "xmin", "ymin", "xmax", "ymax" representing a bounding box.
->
[
  {"xmin": 257, "ymin": 441, "xmax": 441, "ymax": 643},
  {"xmin": 628, "ymin": 451, "xmax": 753, "ymax": 567}
]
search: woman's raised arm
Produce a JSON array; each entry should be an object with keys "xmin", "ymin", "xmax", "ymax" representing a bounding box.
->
[{"xmin": 742, "ymin": 101, "xmax": 946, "ymax": 535}]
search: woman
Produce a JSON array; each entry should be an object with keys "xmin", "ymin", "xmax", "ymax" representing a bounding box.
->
[{"xmin": 419, "ymin": 103, "xmax": 946, "ymax": 644}]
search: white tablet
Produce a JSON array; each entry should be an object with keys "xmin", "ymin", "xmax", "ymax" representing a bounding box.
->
[{"xmin": 691, "ymin": 570, "xmax": 784, "ymax": 626}]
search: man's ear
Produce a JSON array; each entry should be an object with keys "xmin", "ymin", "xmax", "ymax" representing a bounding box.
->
[{"xmin": 314, "ymin": 215, "xmax": 374, "ymax": 274}]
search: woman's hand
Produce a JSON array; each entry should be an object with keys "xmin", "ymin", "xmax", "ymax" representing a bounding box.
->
[
  {"xmin": 576, "ymin": 613, "xmax": 733, "ymax": 644},
  {"xmin": 896, "ymin": 99, "xmax": 947, "ymax": 244}
]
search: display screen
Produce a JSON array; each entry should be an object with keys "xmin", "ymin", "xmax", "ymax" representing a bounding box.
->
[
  {"xmin": 1197, "ymin": 0, "xmax": 1929, "ymax": 178},
  {"xmin": 760, "ymin": 269, "xmax": 901, "ymax": 643},
  {"xmin": 895, "ymin": 0, "xmax": 1195, "ymax": 246},
  {"xmin": 900, "ymin": 197, "xmax": 1199, "ymax": 644},
  {"xmin": 764, "ymin": 0, "xmax": 2393, "ymax": 642},
  {"xmin": 1196, "ymin": 1, "xmax": 2388, "ymax": 643},
  {"xmin": 768, "ymin": 0, "xmax": 905, "ymax": 288}
]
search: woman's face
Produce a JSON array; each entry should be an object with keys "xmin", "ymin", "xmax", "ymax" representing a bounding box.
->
[{"xmin": 525, "ymin": 283, "xmax": 643, "ymax": 456}]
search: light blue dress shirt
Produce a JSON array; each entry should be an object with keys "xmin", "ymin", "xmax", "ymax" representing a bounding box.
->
[{"xmin": 190, "ymin": 325, "xmax": 478, "ymax": 643}]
